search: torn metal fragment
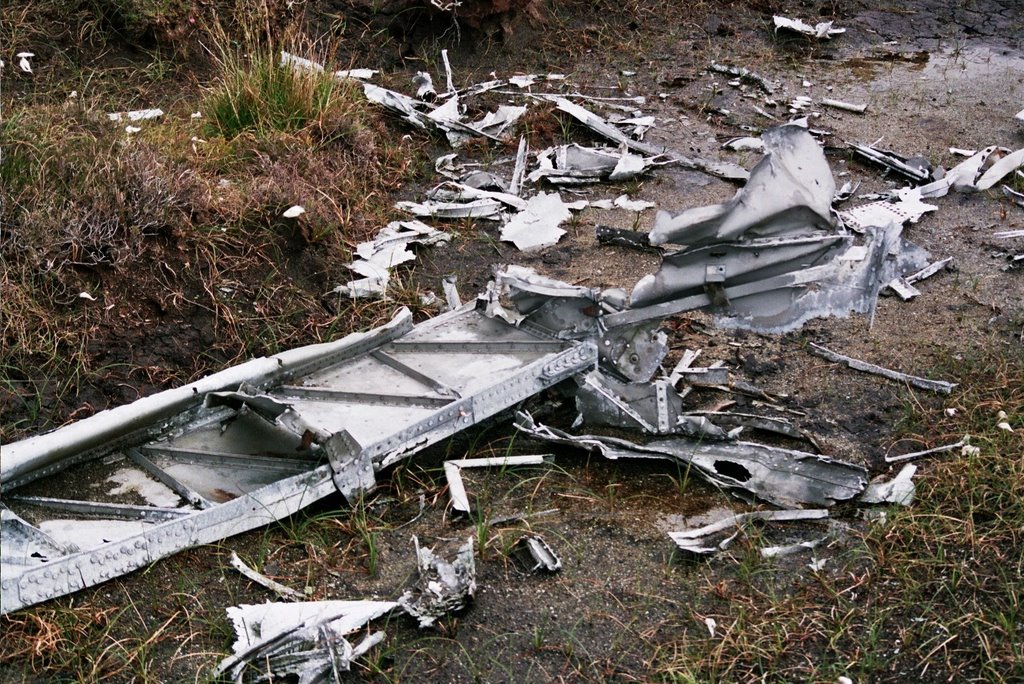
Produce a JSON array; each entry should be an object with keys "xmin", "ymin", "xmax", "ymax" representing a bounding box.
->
[
  {"xmin": 808, "ymin": 343, "xmax": 957, "ymax": 394},
  {"xmin": 647, "ymin": 124, "xmax": 835, "ymax": 247},
  {"xmin": 850, "ymin": 143, "xmax": 933, "ymax": 184},
  {"xmin": 471, "ymin": 105, "xmax": 526, "ymax": 138},
  {"xmin": 528, "ymin": 144, "xmax": 667, "ymax": 185},
  {"xmin": 499, "ymin": 192, "xmax": 576, "ymax": 251},
  {"xmin": 442, "ymin": 275, "xmax": 461, "ymax": 311},
  {"xmin": 229, "ymin": 552, "xmax": 304, "ymax": 600},
  {"xmin": 107, "ymin": 108, "xmax": 164, "ymax": 122},
  {"xmin": 516, "ymin": 413, "xmax": 867, "ymax": 507},
  {"xmin": 216, "ymin": 600, "xmax": 396, "ymax": 683},
  {"xmin": 859, "ymin": 464, "xmax": 916, "ymax": 506},
  {"xmin": 443, "ymin": 455, "xmax": 548, "ymax": 515},
  {"xmin": 722, "ymin": 136, "xmax": 765, "ymax": 152},
  {"xmin": 414, "ymin": 71, "xmax": 437, "ymax": 101},
  {"xmin": 589, "ymin": 195, "xmax": 656, "ymax": 212},
  {"xmin": 820, "ymin": 98, "xmax": 867, "ymax": 114},
  {"xmin": 335, "ymin": 221, "xmax": 451, "ymax": 300},
  {"xmin": 885, "ymin": 437, "xmax": 968, "ymax": 464},
  {"xmin": 917, "ymin": 146, "xmax": 1024, "ymax": 198},
  {"xmin": 512, "ymin": 535, "xmax": 562, "ymax": 572},
  {"xmin": 760, "ymin": 536, "xmax": 825, "ymax": 558},
  {"xmin": 596, "ymin": 225, "xmax": 655, "ymax": 251},
  {"xmin": 669, "ymin": 508, "xmax": 829, "ymax": 557},
  {"xmin": 838, "ymin": 191, "xmax": 937, "ymax": 232},
  {"xmin": 708, "ymin": 63, "xmax": 774, "ymax": 94},
  {"xmin": 397, "ymin": 197, "xmax": 504, "ymax": 220},
  {"xmin": 884, "ymin": 256, "xmax": 952, "ymax": 300},
  {"xmin": 399, "ymin": 536, "xmax": 476, "ymax": 628},
  {"xmin": 772, "ymin": 15, "xmax": 846, "ymax": 39},
  {"xmin": 574, "ymin": 371, "xmax": 729, "ymax": 439},
  {"xmin": 428, "ymin": 181, "xmax": 527, "ymax": 210},
  {"xmin": 1003, "ymin": 185, "xmax": 1024, "ymax": 208},
  {"xmin": 362, "ymin": 82, "xmax": 432, "ymax": 129},
  {"xmin": 547, "ymin": 96, "xmax": 749, "ymax": 181}
]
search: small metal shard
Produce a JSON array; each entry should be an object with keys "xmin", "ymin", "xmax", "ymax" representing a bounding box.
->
[
  {"xmin": 589, "ymin": 195, "xmax": 656, "ymax": 212},
  {"xmin": 859, "ymin": 464, "xmax": 916, "ymax": 506},
  {"xmin": 107, "ymin": 108, "xmax": 164, "ymax": 122},
  {"xmin": 399, "ymin": 536, "xmax": 477, "ymax": 628},
  {"xmin": 443, "ymin": 455, "xmax": 548, "ymax": 515},
  {"xmin": 808, "ymin": 343, "xmax": 957, "ymax": 394},
  {"xmin": 216, "ymin": 600, "xmax": 397, "ymax": 683},
  {"xmin": 669, "ymin": 509, "xmax": 829, "ymax": 557},
  {"xmin": 413, "ymin": 71, "xmax": 437, "ymax": 100},
  {"xmin": 885, "ymin": 437, "xmax": 969, "ymax": 464},
  {"xmin": 596, "ymin": 225, "xmax": 655, "ymax": 251},
  {"xmin": 229, "ymin": 552, "xmax": 305, "ymax": 600},
  {"xmin": 512, "ymin": 535, "xmax": 562, "ymax": 572},
  {"xmin": 820, "ymin": 98, "xmax": 867, "ymax": 114},
  {"xmin": 760, "ymin": 536, "xmax": 826, "ymax": 558},
  {"xmin": 1003, "ymin": 185, "xmax": 1024, "ymax": 208},
  {"xmin": 708, "ymin": 63, "xmax": 774, "ymax": 94},
  {"xmin": 772, "ymin": 15, "xmax": 846, "ymax": 39},
  {"xmin": 441, "ymin": 275, "xmax": 461, "ymax": 311},
  {"xmin": 509, "ymin": 136, "xmax": 529, "ymax": 196}
]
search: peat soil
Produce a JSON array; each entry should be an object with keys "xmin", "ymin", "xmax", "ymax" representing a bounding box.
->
[{"xmin": 2, "ymin": 1, "xmax": 1023, "ymax": 682}]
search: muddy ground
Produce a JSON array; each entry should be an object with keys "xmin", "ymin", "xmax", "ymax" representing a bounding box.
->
[{"xmin": 1, "ymin": 0, "xmax": 1023, "ymax": 682}]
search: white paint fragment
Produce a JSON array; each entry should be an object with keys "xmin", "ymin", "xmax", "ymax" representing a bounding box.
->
[
  {"xmin": 78, "ymin": 292, "xmax": 96, "ymax": 301},
  {"xmin": 108, "ymin": 108, "xmax": 164, "ymax": 122},
  {"xmin": 509, "ymin": 75, "xmax": 537, "ymax": 88},
  {"xmin": 107, "ymin": 467, "xmax": 181, "ymax": 507},
  {"xmin": 500, "ymin": 192, "xmax": 575, "ymax": 251},
  {"xmin": 17, "ymin": 52, "xmax": 34, "ymax": 73},
  {"xmin": 704, "ymin": 617, "xmax": 717, "ymax": 637},
  {"xmin": 860, "ymin": 464, "xmax": 916, "ymax": 506},
  {"xmin": 773, "ymin": 16, "xmax": 846, "ymax": 39},
  {"xmin": 808, "ymin": 557, "xmax": 827, "ymax": 571},
  {"xmin": 590, "ymin": 195, "xmax": 656, "ymax": 211},
  {"xmin": 336, "ymin": 68, "xmax": 378, "ymax": 80},
  {"xmin": 191, "ymin": 111, "xmax": 202, "ymax": 119},
  {"xmin": 282, "ymin": 205, "xmax": 305, "ymax": 218},
  {"xmin": 124, "ymin": 125, "xmax": 142, "ymax": 134}
]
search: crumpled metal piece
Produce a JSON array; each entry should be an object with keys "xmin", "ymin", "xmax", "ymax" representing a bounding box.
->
[
  {"xmin": 772, "ymin": 15, "xmax": 846, "ymax": 39},
  {"xmin": 648, "ymin": 124, "xmax": 835, "ymax": 247},
  {"xmin": 215, "ymin": 600, "xmax": 396, "ymax": 683},
  {"xmin": 527, "ymin": 144, "xmax": 667, "ymax": 185},
  {"xmin": 399, "ymin": 536, "xmax": 477, "ymax": 628},
  {"xmin": 669, "ymin": 508, "xmax": 829, "ymax": 557},
  {"xmin": 478, "ymin": 266, "xmax": 668, "ymax": 382},
  {"xmin": 859, "ymin": 464, "xmax": 916, "ymax": 506},
  {"xmin": 916, "ymin": 146, "xmax": 1024, "ymax": 198},
  {"xmin": 515, "ymin": 413, "xmax": 868, "ymax": 508},
  {"xmin": 574, "ymin": 370, "xmax": 729, "ymax": 439}
]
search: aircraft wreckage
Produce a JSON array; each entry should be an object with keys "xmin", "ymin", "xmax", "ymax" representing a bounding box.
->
[{"xmin": 1, "ymin": 124, "xmax": 942, "ymax": 614}]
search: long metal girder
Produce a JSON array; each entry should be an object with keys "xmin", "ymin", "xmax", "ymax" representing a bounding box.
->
[{"xmin": 0, "ymin": 304, "xmax": 596, "ymax": 614}]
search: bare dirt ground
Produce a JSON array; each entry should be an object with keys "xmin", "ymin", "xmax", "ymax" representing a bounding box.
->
[{"xmin": 1, "ymin": 1, "xmax": 1022, "ymax": 682}]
